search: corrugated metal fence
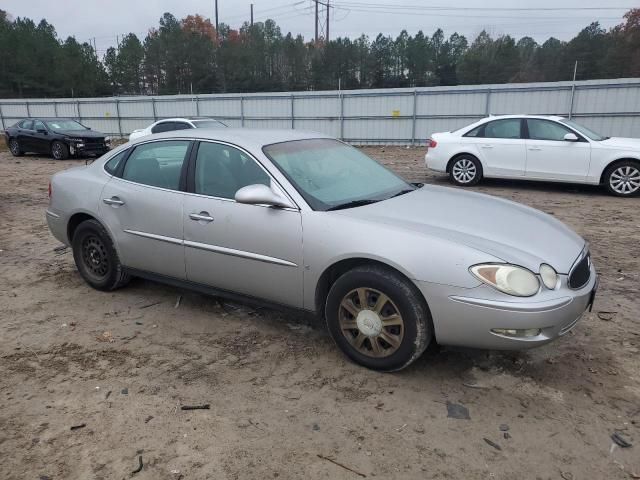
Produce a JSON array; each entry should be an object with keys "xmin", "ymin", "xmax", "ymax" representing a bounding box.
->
[{"xmin": 1, "ymin": 78, "xmax": 639, "ymax": 144}]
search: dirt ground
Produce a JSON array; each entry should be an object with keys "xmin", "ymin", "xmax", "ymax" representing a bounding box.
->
[{"xmin": 1, "ymin": 145, "xmax": 639, "ymax": 480}]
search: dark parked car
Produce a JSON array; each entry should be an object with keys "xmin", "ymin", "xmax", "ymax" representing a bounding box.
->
[{"xmin": 4, "ymin": 118, "xmax": 111, "ymax": 160}]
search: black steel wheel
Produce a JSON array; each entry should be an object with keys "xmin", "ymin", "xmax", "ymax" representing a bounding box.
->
[{"xmin": 72, "ymin": 219, "xmax": 130, "ymax": 291}]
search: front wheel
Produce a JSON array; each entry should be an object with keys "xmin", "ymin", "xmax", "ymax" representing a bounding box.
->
[
  {"xmin": 51, "ymin": 141, "xmax": 69, "ymax": 160},
  {"xmin": 71, "ymin": 219, "xmax": 130, "ymax": 291},
  {"xmin": 325, "ymin": 265, "xmax": 432, "ymax": 372},
  {"xmin": 604, "ymin": 161, "xmax": 640, "ymax": 197},
  {"xmin": 9, "ymin": 138, "xmax": 24, "ymax": 156},
  {"xmin": 449, "ymin": 155, "xmax": 482, "ymax": 186}
]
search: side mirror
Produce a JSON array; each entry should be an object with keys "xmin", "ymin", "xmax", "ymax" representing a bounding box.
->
[
  {"xmin": 563, "ymin": 133, "xmax": 579, "ymax": 142},
  {"xmin": 37, "ymin": 129, "xmax": 47, "ymax": 134},
  {"xmin": 235, "ymin": 184, "xmax": 295, "ymax": 209}
]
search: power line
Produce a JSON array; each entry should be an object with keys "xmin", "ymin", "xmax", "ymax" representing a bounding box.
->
[{"xmin": 333, "ymin": 1, "xmax": 635, "ymax": 11}]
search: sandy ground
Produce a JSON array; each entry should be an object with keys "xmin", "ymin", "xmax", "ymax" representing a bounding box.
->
[{"xmin": 0, "ymin": 145, "xmax": 639, "ymax": 480}]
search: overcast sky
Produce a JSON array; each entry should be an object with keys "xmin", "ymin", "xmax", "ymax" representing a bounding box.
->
[{"xmin": 3, "ymin": 0, "xmax": 634, "ymax": 57}]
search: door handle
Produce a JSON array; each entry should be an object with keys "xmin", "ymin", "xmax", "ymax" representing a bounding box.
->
[
  {"xmin": 481, "ymin": 144, "xmax": 493, "ymax": 149},
  {"xmin": 103, "ymin": 197, "xmax": 125, "ymax": 206},
  {"xmin": 189, "ymin": 212, "xmax": 214, "ymax": 223},
  {"xmin": 528, "ymin": 147, "xmax": 542, "ymax": 151}
]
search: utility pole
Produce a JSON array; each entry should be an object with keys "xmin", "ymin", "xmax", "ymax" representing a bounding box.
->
[
  {"xmin": 250, "ymin": 3, "xmax": 254, "ymax": 26},
  {"xmin": 215, "ymin": 0, "xmax": 219, "ymax": 41},
  {"xmin": 315, "ymin": 0, "xmax": 318, "ymax": 42},
  {"xmin": 326, "ymin": 0, "xmax": 329, "ymax": 42}
]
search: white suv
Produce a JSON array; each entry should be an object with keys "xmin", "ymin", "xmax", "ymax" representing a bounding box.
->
[{"xmin": 425, "ymin": 115, "xmax": 640, "ymax": 196}]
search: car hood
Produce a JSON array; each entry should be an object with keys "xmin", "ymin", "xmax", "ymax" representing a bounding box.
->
[
  {"xmin": 598, "ymin": 137, "xmax": 640, "ymax": 150},
  {"xmin": 57, "ymin": 130, "xmax": 105, "ymax": 139},
  {"xmin": 338, "ymin": 185, "xmax": 585, "ymax": 274}
]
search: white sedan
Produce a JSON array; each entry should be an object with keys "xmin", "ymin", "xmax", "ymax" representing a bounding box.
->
[
  {"xmin": 425, "ymin": 115, "xmax": 640, "ymax": 197},
  {"xmin": 128, "ymin": 117, "xmax": 226, "ymax": 141}
]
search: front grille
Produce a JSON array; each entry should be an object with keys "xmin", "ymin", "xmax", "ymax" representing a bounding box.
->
[
  {"xmin": 568, "ymin": 251, "xmax": 591, "ymax": 289},
  {"xmin": 83, "ymin": 138, "xmax": 105, "ymax": 146}
]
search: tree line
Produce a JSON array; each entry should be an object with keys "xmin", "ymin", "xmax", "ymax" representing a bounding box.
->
[{"xmin": 0, "ymin": 8, "xmax": 639, "ymax": 98}]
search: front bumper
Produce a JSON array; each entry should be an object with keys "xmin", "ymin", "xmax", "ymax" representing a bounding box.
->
[
  {"xmin": 69, "ymin": 143, "xmax": 110, "ymax": 157},
  {"xmin": 416, "ymin": 264, "xmax": 597, "ymax": 350}
]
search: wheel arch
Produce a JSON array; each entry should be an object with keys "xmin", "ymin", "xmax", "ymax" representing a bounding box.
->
[
  {"xmin": 599, "ymin": 157, "xmax": 640, "ymax": 184},
  {"xmin": 314, "ymin": 257, "xmax": 435, "ymax": 338}
]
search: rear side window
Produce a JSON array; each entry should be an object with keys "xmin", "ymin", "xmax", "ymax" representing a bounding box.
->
[
  {"xmin": 172, "ymin": 122, "xmax": 192, "ymax": 130},
  {"xmin": 527, "ymin": 119, "xmax": 574, "ymax": 141},
  {"xmin": 104, "ymin": 151, "xmax": 127, "ymax": 175},
  {"xmin": 464, "ymin": 125, "xmax": 484, "ymax": 137},
  {"xmin": 19, "ymin": 120, "xmax": 33, "ymax": 130},
  {"xmin": 122, "ymin": 140, "xmax": 190, "ymax": 190},
  {"xmin": 483, "ymin": 119, "xmax": 522, "ymax": 139},
  {"xmin": 151, "ymin": 122, "xmax": 176, "ymax": 134},
  {"xmin": 194, "ymin": 142, "xmax": 270, "ymax": 199}
]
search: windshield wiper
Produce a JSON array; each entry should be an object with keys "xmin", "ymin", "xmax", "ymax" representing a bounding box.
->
[
  {"xmin": 388, "ymin": 188, "xmax": 415, "ymax": 199},
  {"xmin": 326, "ymin": 199, "xmax": 380, "ymax": 211}
]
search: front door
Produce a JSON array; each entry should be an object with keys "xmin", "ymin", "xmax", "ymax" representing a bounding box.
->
[
  {"xmin": 524, "ymin": 119, "xmax": 591, "ymax": 182},
  {"xmin": 474, "ymin": 118, "xmax": 526, "ymax": 177},
  {"xmin": 30, "ymin": 120, "xmax": 51, "ymax": 154},
  {"xmin": 99, "ymin": 139, "xmax": 192, "ymax": 279},
  {"xmin": 183, "ymin": 141, "xmax": 304, "ymax": 307}
]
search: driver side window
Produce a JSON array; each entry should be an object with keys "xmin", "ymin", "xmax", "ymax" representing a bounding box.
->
[{"xmin": 194, "ymin": 142, "xmax": 270, "ymax": 199}]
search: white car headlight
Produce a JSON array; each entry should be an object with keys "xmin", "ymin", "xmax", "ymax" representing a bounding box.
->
[
  {"xmin": 470, "ymin": 264, "xmax": 540, "ymax": 297},
  {"xmin": 539, "ymin": 263, "xmax": 558, "ymax": 290}
]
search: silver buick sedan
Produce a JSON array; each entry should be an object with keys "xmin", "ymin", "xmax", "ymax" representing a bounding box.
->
[{"xmin": 46, "ymin": 129, "xmax": 598, "ymax": 371}]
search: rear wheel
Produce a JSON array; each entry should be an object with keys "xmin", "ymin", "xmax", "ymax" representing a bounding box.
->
[
  {"xmin": 9, "ymin": 138, "xmax": 24, "ymax": 156},
  {"xmin": 449, "ymin": 155, "xmax": 482, "ymax": 186},
  {"xmin": 325, "ymin": 265, "xmax": 432, "ymax": 372},
  {"xmin": 51, "ymin": 141, "xmax": 69, "ymax": 160},
  {"xmin": 71, "ymin": 219, "xmax": 130, "ymax": 291},
  {"xmin": 604, "ymin": 161, "xmax": 640, "ymax": 197}
]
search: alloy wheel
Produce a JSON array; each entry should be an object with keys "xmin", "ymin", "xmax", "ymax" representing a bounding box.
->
[
  {"xmin": 81, "ymin": 235, "xmax": 109, "ymax": 278},
  {"xmin": 52, "ymin": 143, "xmax": 63, "ymax": 160},
  {"xmin": 9, "ymin": 140, "xmax": 20, "ymax": 155},
  {"xmin": 452, "ymin": 158, "xmax": 477, "ymax": 184},
  {"xmin": 610, "ymin": 166, "xmax": 640, "ymax": 195},
  {"xmin": 338, "ymin": 287, "xmax": 404, "ymax": 358}
]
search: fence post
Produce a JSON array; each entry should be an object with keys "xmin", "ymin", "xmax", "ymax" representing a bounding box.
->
[
  {"xmin": 195, "ymin": 96, "xmax": 200, "ymax": 116},
  {"xmin": 53, "ymin": 102, "xmax": 58, "ymax": 118},
  {"xmin": 76, "ymin": 100, "xmax": 81, "ymax": 122},
  {"xmin": 151, "ymin": 97, "xmax": 157, "ymax": 121},
  {"xmin": 115, "ymin": 98, "xmax": 123, "ymax": 138},
  {"xmin": 240, "ymin": 96, "xmax": 245, "ymax": 127},
  {"xmin": 26, "ymin": 101, "xmax": 31, "ymax": 118},
  {"xmin": 411, "ymin": 89, "xmax": 417, "ymax": 146},
  {"xmin": 340, "ymin": 92, "xmax": 345, "ymax": 140},
  {"xmin": 485, "ymin": 89, "xmax": 492, "ymax": 116},
  {"xmin": 568, "ymin": 85, "xmax": 576, "ymax": 120},
  {"xmin": 291, "ymin": 94, "xmax": 295, "ymax": 129},
  {"xmin": 0, "ymin": 103, "xmax": 5, "ymax": 130}
]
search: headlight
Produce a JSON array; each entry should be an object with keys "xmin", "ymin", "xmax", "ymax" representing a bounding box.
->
[
  {"xmin": 539, "ymin": 264, "xmax": 558, "ymax": 289},
  {"xmin": 470, "ymin": 264, "xmax": 540, "ymax": 297},
  {"xmin": 105, "ymin": 136, "xmax": 111, "ymax": 144}
]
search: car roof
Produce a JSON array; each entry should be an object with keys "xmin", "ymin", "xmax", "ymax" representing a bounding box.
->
[
  {"xmin": 154, "ymin": 117, "xmax": 221, "ymax": 122},
  {"xmin": 483, "ymin": 114, "xmax": 565, "ymax": 121},
  {"xmin": 132, "ymin": 128, "xmax": 333, "ymax": 148}
]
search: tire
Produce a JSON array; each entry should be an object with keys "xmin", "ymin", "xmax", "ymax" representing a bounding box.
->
[
  {"xmin": 449, "ymin": 155, "xmax": 482, "ymax": 186},
  {"xmin": 325, "ymin": 265, "xmax": 432, "ymax": 372},
  {"xmin": 71, "ymin": 219, "xmax": 130, "ymax": 291},
  {"xmin": 603, "ymin": 161, "xmax": 640, "ymax": 197},
  {"xmin": 51, "ymin": 141, "xmax": 69, "ymax": 160},
  {"xmin": 8, "ymin": 138, "xmax": 24, "ymax": 157}
]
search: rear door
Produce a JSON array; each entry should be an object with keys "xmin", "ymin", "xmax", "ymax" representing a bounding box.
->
[
  {"xmin": 99, "ymin": 139, "xmax": 193, "ymax": 279},
  {"xmin": 17, "ymin": 120, "xmax": 33, "ymax": 150},
  {"xmin": 474, "ymin": 118, "xmax": 526, "ymax": 177},
  {"xmin": 524, "ymin": 119, "xmax": 591, "ymax": 182}
]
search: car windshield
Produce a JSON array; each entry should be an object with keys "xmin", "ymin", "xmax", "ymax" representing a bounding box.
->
[
  {"xmin": 559, "ymin": 119, "xmax": 608, "ymax": 141},
  {"xmin": 45, "ymin": 120, "xmax": 87, "ymax": 131},
  {"xmin": 192, "ymin": 120, "xmax": 227, "ymax": 128},
  {"xmin": 263, "ymin": 138, "xmax": 413, "ymax": 211}
]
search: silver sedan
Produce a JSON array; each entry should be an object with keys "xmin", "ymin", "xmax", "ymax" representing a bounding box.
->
[{"xmin": 46, "ymin": 129, "xmax": 598, "ymax": 371}]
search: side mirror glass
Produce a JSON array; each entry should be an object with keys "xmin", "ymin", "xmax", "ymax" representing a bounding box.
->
[
  {"xmin": 563, "ymin": 133, "xmax": 579, "ymax": 142},
  {"xmin": 235, "ymin": 184, "xmax": 294, "ymax": 209}
]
